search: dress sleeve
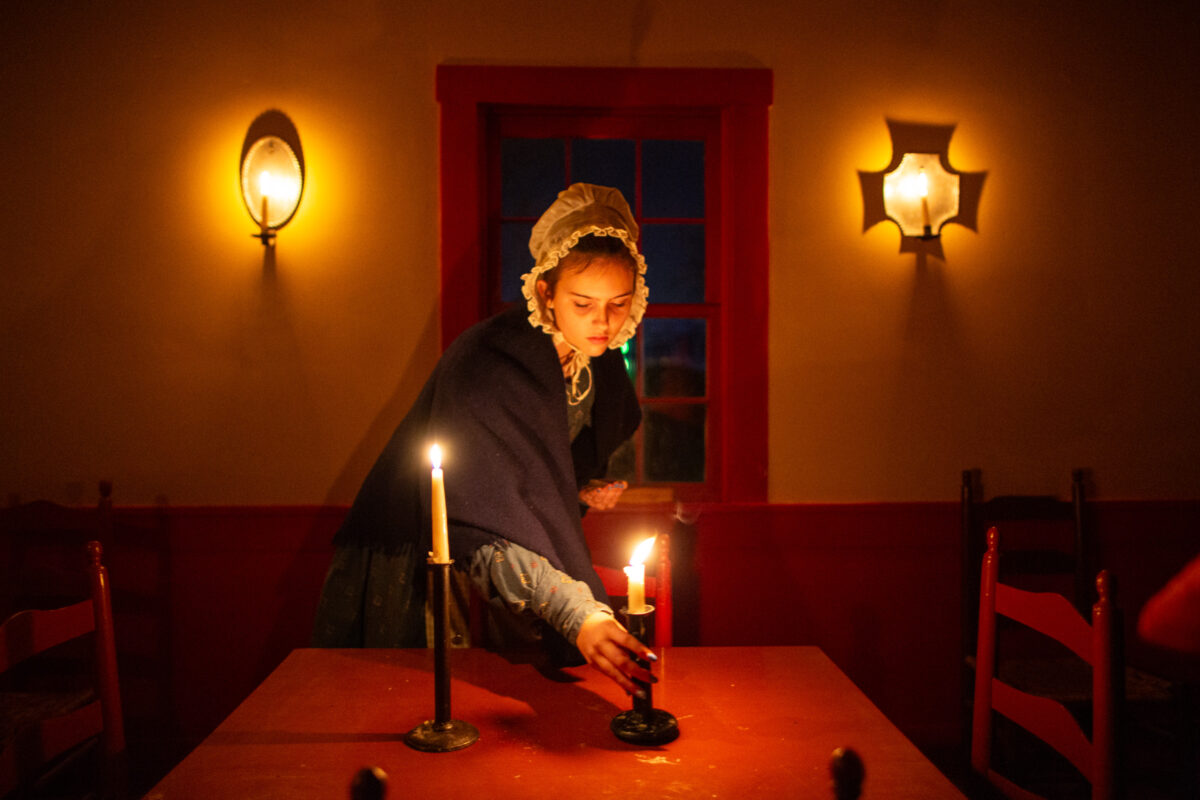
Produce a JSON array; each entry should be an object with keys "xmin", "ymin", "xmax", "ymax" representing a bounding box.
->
[{"xmin": 468, "ymin": 540, "xmax": 613, "ymax": 645}]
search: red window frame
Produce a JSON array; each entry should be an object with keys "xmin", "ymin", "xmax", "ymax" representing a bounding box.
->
[{"xmin": 436, "ymin": 65, "xmax": 770, "ymax": 502}]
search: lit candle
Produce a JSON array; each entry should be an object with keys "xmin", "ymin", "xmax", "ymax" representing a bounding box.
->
[
  {"xmin": 429, "ymin": 444, "xmax": 450, "ymax": 563},
  {"xmin": 624, "ymin": 536, "xmax": 657, "ymax": 613}
]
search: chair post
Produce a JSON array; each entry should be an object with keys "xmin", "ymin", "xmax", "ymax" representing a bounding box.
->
[
  {"xmin": 960, "ymin": 469, "xmax": 978, "ymax": 761},
  {"xmin": 970, "ymin": 527, "xmax": 1000, "ymax": 775},
  {"xmin": 87, "ymin": 542, "xmax": 126, "ymax": 761},
  {"xmin": 1071, "ymin": 469, "xmax": 1090, "ymax": 615},
  {"xmin": 960, "ymin": 470, "xmax": 976, "ymax": 637},
  {"xmin": 656, "ymin": 533, "xmax": 672, "ymax": 648},
  {"xmin": 1092, "ymin": 570, "xmax": 1118, "ymax": 800}
]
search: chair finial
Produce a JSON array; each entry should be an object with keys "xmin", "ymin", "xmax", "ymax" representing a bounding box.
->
[
  {"xmin": 986, "ymin": 526, "xmax": 999, "ymax": 551},
  {"xmin": 829, "ymin": 746, "xmax": 864, "ymax": 800},
  {"xmin": 87, "ymin": 540, "xmax": 103, "ymax": 566},
  {"xmin": 350, "ymin": 766, "xmax": 387, "ymax": 800},
  {"xmin": 1096, "ymin": 569, "xmax": 1114, "ymax": 602}
]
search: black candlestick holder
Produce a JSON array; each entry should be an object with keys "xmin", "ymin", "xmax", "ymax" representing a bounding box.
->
[
  {"xmin": 404, "ymin": 559, "xmax": 479, "ymax": 752},
  {"xmin": 610, "ymin": 604, "xmax": 679, "ymax": 745}
]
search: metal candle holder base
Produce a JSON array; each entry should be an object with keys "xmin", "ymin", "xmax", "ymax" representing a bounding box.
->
[
  {"xmin": 405, "ymin": 559, "xmax": 479, "ymax": 753},
  {"xmin": 404, "ymin": 718, "xmax": 479, "ymax": 753},
  {"xmin": 610, "ymin": 605, "xmax": 679, "ymax": 746}
]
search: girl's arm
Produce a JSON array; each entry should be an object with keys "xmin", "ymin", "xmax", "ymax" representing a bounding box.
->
[{"xmin": 468, "ymin": 540, "xmax": 656, "ymax": 694}]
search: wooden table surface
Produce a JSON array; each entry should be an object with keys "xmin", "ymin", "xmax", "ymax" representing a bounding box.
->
[{"xmin": 144, "ymin": 646, "xmax": 963, "ymax": 799}]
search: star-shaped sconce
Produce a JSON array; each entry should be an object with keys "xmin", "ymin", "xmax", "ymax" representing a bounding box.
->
[{"xmin": 858, "ymin": 119, "xmax": 986, "ymax": 259}]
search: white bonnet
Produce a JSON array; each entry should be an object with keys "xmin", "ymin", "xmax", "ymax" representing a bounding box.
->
[{"xmin": 521, "ymin": 183, "xmax": 649, "ymax": 354}]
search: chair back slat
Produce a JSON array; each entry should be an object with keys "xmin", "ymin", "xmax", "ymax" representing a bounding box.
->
[
  {"xmin": 986, "ymin": 769, "xmax": 1051, "ymax": 800},
  {"xmin": 8, "ymin": 702, "xmax": 105, "ymax": 782},
  {"xmin": 0, "ymin": 600, "xmax": 94, "ymax": 670},
  {"xmin": 995, "ymin": 583, "xmax": 1092, "ymax": 661},
  {"xmin": 991, "ymin": 678, "xmax": 1095, "ymax": 778}
]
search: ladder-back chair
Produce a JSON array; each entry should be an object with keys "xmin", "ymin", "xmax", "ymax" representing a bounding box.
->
[
  {"xmin": 971, "ymin": 527, "xmax": 1119, "ymax": 800},
  {"xmin": 0, "ymin": 541, "xmax": 127, "ymax": 799}
]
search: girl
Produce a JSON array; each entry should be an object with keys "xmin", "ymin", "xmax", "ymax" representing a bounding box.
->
[{"xmin": 312, "ymin": 184, "xmax": 654, "ymax": 696}]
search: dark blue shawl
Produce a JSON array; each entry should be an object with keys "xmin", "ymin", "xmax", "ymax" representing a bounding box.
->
[{"xmin": 332, "ymin": 305, "xmax": 640, "ymax": 602}]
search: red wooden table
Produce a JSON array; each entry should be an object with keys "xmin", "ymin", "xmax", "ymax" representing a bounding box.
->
[{"xmin": 144, "ymin": 646, "xmax": 963, "ymax": 799}]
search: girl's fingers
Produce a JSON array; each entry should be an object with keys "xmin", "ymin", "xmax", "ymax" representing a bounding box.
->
[
  {"xmin": 599, "ymin": 639, "xmax": 656, "ymax": 687},
  {"xmin": 596, "ymin": 653, "xmax": 638, "ymax": 694},
  {"xmin": 579, "ymin": 613, "xmax": 658, "ymax": 693}
]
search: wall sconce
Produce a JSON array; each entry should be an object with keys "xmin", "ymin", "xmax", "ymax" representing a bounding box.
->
[
  {"xmin": 240, "ymin": 110, "xmax": 304, "ymax": 248},
  {"xmin": 859, "ymin": 119, "xmax": 985, "ymax": 258}
]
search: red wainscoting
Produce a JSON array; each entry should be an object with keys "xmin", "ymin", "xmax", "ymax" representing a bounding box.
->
[{"xmin": 100, "ymin": 500, "xmax": 1198, "ymax": 785}]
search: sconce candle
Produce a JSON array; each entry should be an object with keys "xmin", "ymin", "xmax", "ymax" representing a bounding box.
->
[
  {"xmin": 918, "ymin": 171, "xmax": 931, "ymax": 230},
  {"xmin": 624, "ymin": 536, "xmax": 656, "ymax": 613},
  {"xmin": 429, "ymin": 444, "xmax": 450, "ymax": 563},
  {"xmin": 259, "ymin": 171, "xmax": 271, "ymax": 233}
]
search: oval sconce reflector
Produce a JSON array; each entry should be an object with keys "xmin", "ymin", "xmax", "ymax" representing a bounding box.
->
[{"xmin": 239, "ymin": 110, "xmax": 305, "ymax": 237}]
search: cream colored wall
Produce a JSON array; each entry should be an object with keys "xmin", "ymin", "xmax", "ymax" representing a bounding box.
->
[{"xmin": 2, "ymin": 2, "xmax": 1196, "ymax": 505}]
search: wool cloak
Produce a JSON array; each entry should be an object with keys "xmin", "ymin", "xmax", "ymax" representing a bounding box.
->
[{"xmin": 331, "ymin": 305, "xmax": 641, "ymax": 603}]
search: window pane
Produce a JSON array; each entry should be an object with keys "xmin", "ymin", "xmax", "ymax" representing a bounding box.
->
[
  {"xmin": 571, "ymin": 139, "xmax": 635, "ymax": 208},
  {"xmin": 502, "ymin": 138, "xmax": 564, "ymax": 217},
  {"xmin": 500, "ymin": 221, "xmax": 534, "ymax": 303},
  {"xmin": 640, "ymin": 223, "xmax": 705, "ymax": 303},
  {"xmin": 644, "ymin": 318, "xmax": 706, "ymax": 397},
  {"xmin": 645, "ymin": 405, "xmax": 706, "ymax": 482},
  {"xmin": 643, "ymin": 139, "xmax": 705, "ymax": 218}
]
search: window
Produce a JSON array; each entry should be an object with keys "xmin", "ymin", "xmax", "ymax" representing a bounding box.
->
[
  {"xmin": 437, "ymin": 66, "xmax": 770, "ymax": 502},
  {"xmin": 491, "ymin": 114, "xmax": 715, "ymax": 488}
]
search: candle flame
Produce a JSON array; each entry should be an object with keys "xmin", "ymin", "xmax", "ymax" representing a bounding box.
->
[
  {"xmin": 629, "ymin": 535, "xmax": 657, "ymax": 567},
  {"xmin": 429, "ymin": 443, "xmax": 442, "ymax": 470},
  {"xmin": 899, "ymin": 171, "xmax": 929, "ymax": 199},
  {"xmin": 259, "ymin": 170, "xmax": 275, "ymax": 199}
]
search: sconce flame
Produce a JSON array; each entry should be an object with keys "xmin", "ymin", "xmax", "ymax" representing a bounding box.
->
[
  {"xmin": 429, "ymin": 443, "xmax": 443, "ymax": 470},
  {"xmin": 898, "ymin": 170, "xmax": 929, "ymax": 199}
]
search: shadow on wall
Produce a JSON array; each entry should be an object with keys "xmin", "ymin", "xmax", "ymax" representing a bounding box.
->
[
  {"xmin": 250, "ymin": 304, "xmax": 440, "ymax": 674},
  {"xmin": 320, "ymin": 306, "xmax": 441, "ymax": 507},
  {"xmin": 860, "ymin": 120, "xmax": 987, "ymax": 486}
]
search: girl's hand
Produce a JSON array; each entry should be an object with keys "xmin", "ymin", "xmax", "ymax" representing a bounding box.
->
[
  {"xmin": 575, "ymin": 611, "xmax": 657, "ymax": 695},
  {"xmin": 579, "ymin": 480, "xmax": 627, "ymax": 510}
]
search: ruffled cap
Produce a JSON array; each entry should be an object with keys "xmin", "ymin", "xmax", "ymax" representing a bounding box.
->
[
  {"xmin": 521, "ymin": 183, "xmax": 648, "ymax": 353},
  {"xmin": 519, "ymin": 183, "xmax": 648, "ymax": 405},
  {"xmin": 529, "ymin": 184, "xmax": 640, "ymax": 264}
]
